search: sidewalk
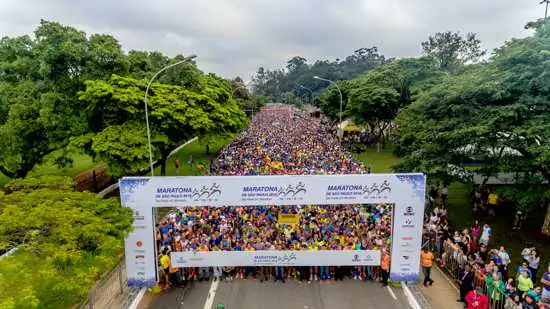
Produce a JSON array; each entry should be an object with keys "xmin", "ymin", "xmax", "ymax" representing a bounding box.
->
[{"xmin": 420, "ymin": 266, "xmax": 464, "ymax": 309}]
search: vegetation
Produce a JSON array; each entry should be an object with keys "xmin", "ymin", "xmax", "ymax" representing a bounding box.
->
[
  {"xmin": 0, "ymin": 20, "xmax": 248, "ymax": 180},
  {"xmin": 0, "ymin": 177, "xmax": 133, "ymax": 309},
  {"xmin": 253, "ymin": 21, "xmax": 550, "ymax": 232}
]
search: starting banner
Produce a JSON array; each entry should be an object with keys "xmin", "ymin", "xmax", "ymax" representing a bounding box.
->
[
  {"xmin": 170, "ymin": 250, "xmax": 381, "ymax": 267},
  {"xmin": 278, "ymin": 213, "xmax": 300, "ymax": 225}
]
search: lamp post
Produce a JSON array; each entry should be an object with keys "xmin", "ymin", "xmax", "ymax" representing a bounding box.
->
[
  {"xmin": 144, "ymin": 54, "xmax": 197, "ymax": 176},
  {"xmin": 313, "ymin": 76, "xmax": 343, "ymax": 124},
  {"xmin": 542, "ymin": 0, "xmax": 549, "ymax": 18},
  {"xmin": 299, "ymin": 85, "xmax": 314, "ymax": 105}
]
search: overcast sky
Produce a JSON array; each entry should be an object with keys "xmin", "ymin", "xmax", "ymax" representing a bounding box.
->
[{"xmin": 0, "ymin": 0, "xmax": 544, "ymax": 80}]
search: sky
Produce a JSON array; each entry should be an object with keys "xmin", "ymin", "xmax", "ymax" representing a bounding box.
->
[{"xmin": 0, "ymin": 0, "xmax": 545, "ymax": 80}]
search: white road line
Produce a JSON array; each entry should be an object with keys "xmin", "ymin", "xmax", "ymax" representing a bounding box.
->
[
  {"xmin": 435, "ymin": 266, "xmax": 459, "ymax": 292},
  {"xmin": 402, "ymin": 284, "xmax": 422, "ymax": 309},
  {"xmin": 203, "ymin": 279, "xmax": 220, "ymax": 309},
  {"xmin": 386, "ymin": 285, "xmax": 398, "ymax": 300}
]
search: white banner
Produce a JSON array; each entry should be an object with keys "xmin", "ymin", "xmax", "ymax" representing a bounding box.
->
[
  {"xmin": 170, "ymin": 250, "xmax": 381, "ymax": 267},
  {"xmin": 119, "ymin": 174, "xmax": 425, "ymax": 286}
]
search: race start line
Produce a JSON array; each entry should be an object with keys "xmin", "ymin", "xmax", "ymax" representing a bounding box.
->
[{"xmin": 120, "ymin": 173, "xmax": 425, "ymax": 287}]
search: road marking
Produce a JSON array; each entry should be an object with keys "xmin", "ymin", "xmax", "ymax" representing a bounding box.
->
[
  {"xmin": 386, "ymin": 285, "xmax": 397, "ymax": 300},
  {"xmin": 435, "ymin": 266, "xmax": 459, "ymax": 292},
  {"xmin": 203, "ymin": 279, "xmax": 219, "ymax": 309},
  {"xmin": 402, "ymin": 284, "xmax": 422, "ymax": 309}
]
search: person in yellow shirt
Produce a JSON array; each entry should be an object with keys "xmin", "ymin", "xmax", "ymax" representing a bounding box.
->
[
  {"xmin": 421, "ymin": 247, "xmax": 435, "ymax": 286},
  {"xmin": 159, "ymin": 249, "xmax": 171, "ymax": 288},
  {"xmin": 487, "ymin": 192, "xmax": 498, "ymax": 216}
]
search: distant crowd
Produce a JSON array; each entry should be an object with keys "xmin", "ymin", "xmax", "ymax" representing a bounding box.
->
[{"xmin": 156, "ymin": 110, "xmax": 394, "ymax": 287}]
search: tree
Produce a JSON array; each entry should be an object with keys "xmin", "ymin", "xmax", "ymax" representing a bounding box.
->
[
  {"xmin": 0, "ymin": 20, "xmax": 128, "ymax": 178},
  {"xmin": 346, "ymin": 84, "xmax": 400, "ymax": 144},
  {"xmin": 394, "ymin": 21, "xmax": 550, "ymax": 230},
  {"xmin": 76, "ymin": 74, "xmax": 248, "ymax": 177},
  {"xmin": 0, "ymin": 177, "xmax": 133, "ymax": 308},
  {"xmin": 316, "ymin": 80, "xmax": 352, "ymax": 121},
  {"xmin": 421, "ymin": 31, "xmax": 486, "ymax": 72}
]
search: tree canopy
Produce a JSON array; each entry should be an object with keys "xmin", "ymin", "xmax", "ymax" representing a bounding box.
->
[
  {"xmin": 394, "ymin": 21, "xmax": 550, "ymax": 219},
  {"xmin": 0, "ymin": 177, "xmax": 133, "ymax": 309},
  {"xmin": 0, "ymin": 20, "xmax": 247, "ymax": 179}
]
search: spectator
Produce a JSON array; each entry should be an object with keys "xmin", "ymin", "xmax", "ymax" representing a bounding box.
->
[
  {"xmin": 518, "ymin": 270, "xmax": 534, "ymax": 297},
  {"xmin": 421, "ymin": 247, "xmax": 435, "ymax": 287},
  {"xmin": 480, "ymin": 224, "xmax": 492, "ymax": 247},
  {"xmin": 458, "ymin": 264, "xmax": 475, "ymax": 305},
  {"xmin": 465, "ymin": 287, "xmax": 489, "ymax": 309},
  {"xmin": 542, "ymin": 263, "xmax": 550, "ymax": 302}
]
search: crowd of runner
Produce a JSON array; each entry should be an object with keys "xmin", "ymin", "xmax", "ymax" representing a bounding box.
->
[{"xmin": 156, "ymin": 109, "xmax": 393, "ymax": 285}]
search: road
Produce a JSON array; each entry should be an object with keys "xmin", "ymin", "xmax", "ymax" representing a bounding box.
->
[{"xmin": 147, "ymin": 279, "xmax": 411, "ymax": 309}]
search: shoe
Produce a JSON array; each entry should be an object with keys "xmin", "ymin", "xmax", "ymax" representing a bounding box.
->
[
  {"xmin": 308, "ymin": 281, "xmax": 312, "ymax": 284},
  {"xmin": 314, "ymin": 275, "xmax": 318, "ymax": 281}
]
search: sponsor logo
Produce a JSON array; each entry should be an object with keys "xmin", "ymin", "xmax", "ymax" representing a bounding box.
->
[
  {"xmin": 133, "ymin": 210, "xmax": 145, "ymax": 221},
  {"xmin": 133, "ymin": 224, "xmax": 148, "ymax": 229},
  {"xmin": 403, "ymin": 206, "xmax": 415, "ymax": 216},
  {"xmin": 401, "ymin": 236, "xmax": 414, "ymax": 241},
  {"xmin": 400, "ymin": 268, "xmax": 412, "ymax": 272},
  {"xmin": 278, "ymin": 252, "xmax": 298, "ymax": 263},
  {"xmin": 352, "ymin": 254, "xmax": 361, "ymax": 262},
  {"xmin": 137, "ymin": 272, "xmax": 146, "ymax": 276},
  {"xmin": 191, "ymin": 183, "xmax": 222, "ymax": 200},
  {"xmin": 364, "ymin": 255, "xmax": 374, "ymax": 262},
  {"xmin": 135, "ymin": 260, "xmax": 146, "ymax": 265},
  {"xmin": 156, "ymin": 183, "xmax": 222, "ymax": 201},
  {"xmin": 136, "ymin": 241, "xmax": 143, "ymax": 248},
  {"xmin": 176, "ymin": 257, "xmax": 187, "ymax": 264},
  {"xmin": 401, "ymin": 249, "xmax": 415, "ymax": 253},
  {"xmin": 362, "ymin": 180, "xmax": 391, "ymax": 197},
  {"xmin": 401, "ymin": 243, "xmax": 413, "ymax": 248},
  {"xmin": 402, "ymin": 219, "xmax": 415, "ymax": 228},
  {"xmin": 277, "ymin": 182, "xmax": 307, "ymax": 197},
  {"xmin": 133, "ymin": 249, "xmax": 146, "ymax": 254},
  {"xmin": 402, "ymin": 256, "xmax": 410, "ymax": 260},
  {"xmin": 135, "ymin": 255, "xmax": 145, "ymax": 259}
]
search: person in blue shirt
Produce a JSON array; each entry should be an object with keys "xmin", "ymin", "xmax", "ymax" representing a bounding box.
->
[{"xmin": 517, "ymin": 261, "xmax": 533, "ymax": 279}]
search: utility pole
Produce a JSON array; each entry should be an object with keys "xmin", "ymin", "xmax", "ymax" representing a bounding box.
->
[{"xmin": 542, "ymin": 0, "xmax": 549, "ymax": 19}]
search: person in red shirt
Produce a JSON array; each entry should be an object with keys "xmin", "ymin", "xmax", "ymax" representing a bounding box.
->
[{"xmin": 465, "ymin": 287, "xmax": 488, "ymax": 309}]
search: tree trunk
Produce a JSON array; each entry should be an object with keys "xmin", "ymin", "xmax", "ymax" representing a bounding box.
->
[
  {"xmin": 542, "ymin": 202, "xmax": 550, "ymax": 236},
  {"xmin": 159, "ymin": 157, "xmax": 167, "ymax": 176},
  {"xmin": 206, "ymin": 144, "xmax": 210, "ymax": 155}
]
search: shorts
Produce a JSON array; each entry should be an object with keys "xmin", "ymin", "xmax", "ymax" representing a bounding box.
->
[
  {"xmin": 542, "ymin": 288, "xmax": 550, "ymax": 301},
  {"xmin": 163, "ymin": 267, "xmax": 170, "ymax": 275}
]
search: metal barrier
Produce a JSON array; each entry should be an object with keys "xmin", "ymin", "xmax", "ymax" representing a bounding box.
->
[
  {"xmin": 80, "ymin": 260, "xmax": 128, "ymax": 309},
  {"xmin": 438, "ymin": 241, "xmax": 549, "ymax": 309}
]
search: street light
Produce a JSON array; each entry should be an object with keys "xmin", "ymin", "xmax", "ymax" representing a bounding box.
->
[
  {"xmin": 144, "ymin": 54, "xmax": 197, "ymax": 176},
  {"xmin": 542, "ymin": 0, "xmax": 549, "ymax": 18},
  {"xmin": 299, "ymin": 85, "xmax": 314, "ymax": 105},
  {"xmin": 313, "ymin": 76, "xmax": 343, "ymax": 124}
]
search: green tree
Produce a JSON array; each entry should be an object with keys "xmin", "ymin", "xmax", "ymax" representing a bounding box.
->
[
  {"xmin": 0, "ymin": 177, "xmax": 133, "ymax": 308},
  {"xmin": 76, "ymin": 74, "xmax": 247, "ymax": 177},
  {"xmin": 421, "ymin": 31, "xmax": 486, "ymax": 72},
  {"xmin": 395, "ymin": 21, "xmax": 550, "ymax": 227},
  {"xmin": 346, "ymin": 84, "xmax": 399, "ymax": 144}
]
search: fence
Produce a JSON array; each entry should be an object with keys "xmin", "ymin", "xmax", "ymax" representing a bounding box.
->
[
  {"xmin": 438, "ymin": 240, "xmax": 550, "ymax": 309},
  {"xmin": 80, "ymin": 259, "xmax": 130, "ymax": 309},
  {"xmin": 74, "ymin": 163, "xmax": 113, "ymax": 192}
]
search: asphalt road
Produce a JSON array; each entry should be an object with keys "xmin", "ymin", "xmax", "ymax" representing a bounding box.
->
[{"xmin": 148, "ymin": 279, "xmax": 411, "ymax": 309}]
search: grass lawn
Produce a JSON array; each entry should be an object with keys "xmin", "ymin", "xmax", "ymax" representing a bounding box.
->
[
  {"xmin": 153, "ymin": 135, "xmax": 234, "ymax": 177},
  {"xmin": 0, "ymin": 151, "xmax": 97, "ymax": 187},
  {"xmin": 352, "ymin": 146, "xmax": 402, "ymax": 173},
  {"xmin": 353, "ymin": 146, "xmax": 550, "ymax": 271}
]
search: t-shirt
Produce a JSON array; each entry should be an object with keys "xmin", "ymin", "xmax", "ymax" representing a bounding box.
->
[
  {"xmin": 160, "ymin": 255, "xmax": 170, "ymax": 269},
  {"xmin": 517, "ymin": 275, "xmax": 533, "ymax": 292},
  {"xmin": 421, "ymin": 251, "xmax": 434, "ymax": 268},
  {"xmin": 488, "ymin": 193, "xmax": 498, "ymax": 205},
  {"xmin": 543, "ymin": 272, "xmax": 550, "ymax": 292}
]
